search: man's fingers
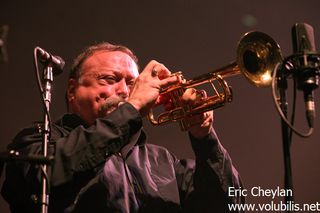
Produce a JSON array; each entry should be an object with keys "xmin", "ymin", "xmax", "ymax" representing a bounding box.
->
[
  {"xmin": 181, "ymin": 88, "xmax": 207, "ymax": 106},
  {"xmin": 182, "ymin": 88, "xmax": 197, "ymax": 102},
  {"xmin": 142, "ymin": 60, "xmax": 171, "ymax": 78},
  {"xmin": 158, "ymin": 75, "xmax": 181, "ymax": 89}
]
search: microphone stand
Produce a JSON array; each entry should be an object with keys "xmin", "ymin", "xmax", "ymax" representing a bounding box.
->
[
  {"xmin": 274, "ymin": 23, "xmax": 320, "ymax": 213},
  {"xmin": 273, "ymin": 23, "xmax": 319, "ymax": 212},
  {"xmin": 33, "ymin": 46, "xmax": 64, "ymax": 213},
  {"xmin": 40, "ymin": 64, "xmax": 54, "ymax": 213},
  {"xmin": 277, "ymin": 73, "xmax": 294, "ymax": 210}
]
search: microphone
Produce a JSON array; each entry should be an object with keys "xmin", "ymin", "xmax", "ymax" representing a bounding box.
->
[
  {"xmin": 291, "ymin": 23, "xmax": 319, "ymax": 127},
  {"xmin": 0, "ymin": 25, "xmax": 9, "ymax": 63},
  {"xmin": 36, "ymin": 47, "xmax": 65, "ymax": 75}
]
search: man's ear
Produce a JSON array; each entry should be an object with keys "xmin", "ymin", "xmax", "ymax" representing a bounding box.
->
[{"xmin": 67, "ymin": 78, "xmax": 78, "ymax": 103}]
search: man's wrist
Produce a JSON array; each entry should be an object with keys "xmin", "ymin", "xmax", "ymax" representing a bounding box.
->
[
  {"xmin": 127, "ymin": 99, "xmax": 142, "ymax": 113},
  {"xmin": 189, "ymin": 125, "xmax": 213, "ymax": 139},
  {"xmin": 189, "ymin": 128, "xmax": 221, "ymax": 159}
]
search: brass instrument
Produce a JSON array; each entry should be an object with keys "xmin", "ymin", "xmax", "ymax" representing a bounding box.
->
[{"xmin": 148, "ymin": 31, "xmax": 283, "ymax": 130}]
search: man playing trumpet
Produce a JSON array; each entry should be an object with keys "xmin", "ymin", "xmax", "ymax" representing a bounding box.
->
[{"xmin": 2, "ymin": 42, "xmax": 244, "ymax": 213}]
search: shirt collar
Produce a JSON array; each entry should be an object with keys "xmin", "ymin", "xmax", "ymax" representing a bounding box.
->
[{"xmin": 55, "ymin": 113, "xmax": 88, "ymax": 130}]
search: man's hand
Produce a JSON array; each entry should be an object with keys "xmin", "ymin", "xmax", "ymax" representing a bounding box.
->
[
  {"xmin": 181, "ymin": 88, "xmax": 214, "ymax": 139},
  {"xmin": 128, "ymin": 60, "xmax": 181, "ymax": 117}
]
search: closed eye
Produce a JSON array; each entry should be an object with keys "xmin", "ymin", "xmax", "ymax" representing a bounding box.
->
[
  {"xmin": 126, "ymin": 80, "xmax": 135, "ymax": 87},
  {"xmin": 97, "ymin": 75, "xmax": 117, "ymax": 85}
]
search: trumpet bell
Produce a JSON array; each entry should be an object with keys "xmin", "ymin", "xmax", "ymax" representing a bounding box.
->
[{"xmin": 237, "ymin": 31, "xmax": 283, "ymax": 87}]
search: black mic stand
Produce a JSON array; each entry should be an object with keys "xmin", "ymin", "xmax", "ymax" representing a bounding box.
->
[
  {"xmin": 277, "ymin": 71, "xmax": 295, "ymax": 209},
  {"xmin": 273, "ymin": 23, "xmax": 320, "ymax": 213},
  {"xmin": 40, "ymin": 64, "xmax": 54, "ymax": 213}
]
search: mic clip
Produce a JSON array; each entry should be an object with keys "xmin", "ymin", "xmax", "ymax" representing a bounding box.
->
[{"xmin": 36, "ymin": 47, "xmax": 65, "ymax": 76}]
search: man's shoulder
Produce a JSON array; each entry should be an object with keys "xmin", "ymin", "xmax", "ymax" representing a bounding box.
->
[
  {"xmin": 144, "ymin": 143, "xmax": 168, "ymax": 151},
  {"xmin": 143, "ymin": 143, "xmax": 176, "ymax": 161},
  {"xmin": 8, "ymin": 115, "xmax": 72, "ymax": 150},
  {"xmin": 8, "ymin": 122, "xmax": 43, "ymax": 150}
]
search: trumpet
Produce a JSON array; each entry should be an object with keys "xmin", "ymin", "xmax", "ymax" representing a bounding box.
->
[{"xmin": 148, "ymin": 31, "xmax": 283, "ymax": 130}]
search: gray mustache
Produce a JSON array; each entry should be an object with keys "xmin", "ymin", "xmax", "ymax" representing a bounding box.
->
[{"xmin": 98, "ymin": 95, "xmax": 127, "ymax": 116}]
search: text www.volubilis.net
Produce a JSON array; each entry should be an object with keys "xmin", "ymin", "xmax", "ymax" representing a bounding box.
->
[{"xmin": 228, "ymin": 201, "xmax": 320, "ymax": 212}]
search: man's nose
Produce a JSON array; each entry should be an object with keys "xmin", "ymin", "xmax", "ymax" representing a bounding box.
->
[{"xmin": 116, "ymin": 79, "xmax": 129, "ymax": 98}]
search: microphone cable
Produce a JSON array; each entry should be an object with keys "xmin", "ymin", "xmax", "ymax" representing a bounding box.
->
[{"xmin": 271, "ymin": 61, "xmax": 314, "ymax": 138}]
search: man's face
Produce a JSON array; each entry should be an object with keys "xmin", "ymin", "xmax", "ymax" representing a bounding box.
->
[{"xmin": 67, "ymin": 50, "xmax": 139, "ymax": 125}]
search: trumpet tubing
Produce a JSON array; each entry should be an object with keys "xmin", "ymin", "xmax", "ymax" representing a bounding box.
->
[{"xmin": 148, "ymin": 31, "xmax": 283, "ymax": 130}]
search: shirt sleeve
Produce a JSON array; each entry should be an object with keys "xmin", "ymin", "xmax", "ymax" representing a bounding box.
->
[
  {"xmin": 1, "ymin": 102, "xmax": 142, "ymax": 212},
  {"xmin": 52, "ymin": 102, "xmax": 142, "ymax": 185},
  {"xmin": 174, "ymin": 128, "xmax": 245, "ymax": 213}
]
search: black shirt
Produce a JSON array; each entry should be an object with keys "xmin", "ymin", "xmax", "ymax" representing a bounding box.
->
[{"xmin": 1, "ymin": 103, "xmax": 244, "ymax": 212}]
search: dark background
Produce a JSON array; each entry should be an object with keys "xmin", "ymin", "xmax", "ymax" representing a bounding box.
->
[{"xmin": 0, "ymin": 0, "xmax": 319, "ymax": 212}]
